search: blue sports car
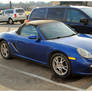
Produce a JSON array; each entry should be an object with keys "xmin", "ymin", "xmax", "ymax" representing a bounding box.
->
[{"xmin": 1, "ymin": 20, "xmax": 92, "ymax": 79}]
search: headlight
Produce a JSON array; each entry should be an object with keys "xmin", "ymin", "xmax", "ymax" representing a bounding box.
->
[{"xmin": 77, "ymin": 48, "xmax": 92, "ymax": 59}]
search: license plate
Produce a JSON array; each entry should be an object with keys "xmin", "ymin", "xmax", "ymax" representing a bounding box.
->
[{"xmin": 19, "ymin": 13, "xmax": 23, "ymax": 15}]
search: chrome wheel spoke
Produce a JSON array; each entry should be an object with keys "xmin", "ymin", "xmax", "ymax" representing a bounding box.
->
[
  {"xmin": 52, "ymin": 55, "xmax": 68, "ymax": 76},
  {"xmin": 62, "ymin": 66, "xmax": 68, "ymax": 71},
  {"xmin": 0, "ymin": 43, "xmax": 9, "ymax": 58},
  {"xmin": 60, "ymin": 58, "xmax": 65, "ymax": 64},
  {"xmin": 58, "ymin": 68, "xmax": 63, "ymax": 73},
  {"xmin": 3, "ymin": 43, "xmax": 6, "ymax": 48},
  {"xmin": 54, "ymin": 57, "xmax": 59, "ymax": 65}
]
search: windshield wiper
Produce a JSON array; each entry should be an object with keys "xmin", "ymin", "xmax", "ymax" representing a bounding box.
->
[
  {"xmin": 50, "ymin": 33, "xmax": 77, "ymax": 40},
  {"xmin": 50, "ymin": 36, "xmax": 63, "ymax": 39}
]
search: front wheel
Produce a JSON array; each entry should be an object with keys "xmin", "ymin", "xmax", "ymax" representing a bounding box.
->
[
  {"xmin": 50, "ymin": 53, "xmax": 72, "ymax": 79},
  {"xmin": 0, "ymin": 41, "xmax": 12, "ymax": 59}
]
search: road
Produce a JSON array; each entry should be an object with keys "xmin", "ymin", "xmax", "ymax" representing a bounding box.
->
[{"xmin": 0, "ymin": 22, "xmax": 91, "ymax": 90}]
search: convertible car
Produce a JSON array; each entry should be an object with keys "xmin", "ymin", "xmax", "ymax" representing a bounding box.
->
[{"xmin": 1, "ymin": 20, "xmax": 92, "ymax": 79}]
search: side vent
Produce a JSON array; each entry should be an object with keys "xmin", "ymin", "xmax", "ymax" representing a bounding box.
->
[{"xmin": 11, "ymin": 43, "xmax": 19, "ymax": 52}]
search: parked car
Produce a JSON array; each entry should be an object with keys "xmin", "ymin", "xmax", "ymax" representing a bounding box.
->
[
  {"xmin": 0, "ymin": 8, "xmax": 27, "ymax": 24},
  {"xmin": 1, "ymin": 20, "xmax": 92, "ymax": 79},
  {"xmin": 28, "ymin": 6, "xmax": 92, "ymax": 34}
]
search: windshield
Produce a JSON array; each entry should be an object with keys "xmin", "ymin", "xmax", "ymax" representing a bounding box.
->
[
  {"xmin": 16, "ymin": 9, "xmax": 24, "ymax": 13},
  {"xmin": 80, "ymin": 8, "xmax": 92, "ymax": 18},
  {"xmin": 38, "ymin": 22, "xmax": 77, "ymax": 40}
]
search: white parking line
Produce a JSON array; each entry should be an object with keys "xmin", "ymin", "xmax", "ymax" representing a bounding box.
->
[
  {"xmin": 0, "ymin": 85, "xmax": 12, "ymax": 90},
  {"xmin": 0, "ymin": 64, "xmax": 83, "ymax": 91}
]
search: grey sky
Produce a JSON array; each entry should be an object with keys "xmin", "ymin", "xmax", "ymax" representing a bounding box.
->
[
  {"xmin": 0, "ymin": 0, "xmax": 89, "ymax": 4},
  {"xmin": 0, "ymin": 0, "xmax": 51, "ymax": 3}
]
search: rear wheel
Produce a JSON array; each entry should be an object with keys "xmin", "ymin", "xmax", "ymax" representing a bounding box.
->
[
  {"xmin": 8, "ymin": 18, "xmax": 14, "ymax": 24},
  {"xmin": 50, "ymin": 53, "xmax": 72, "ymax": 79},
  {"xmin": 0, "ymin": 41, "xmax": 12, "ymax": 59},
  {"xmin": 20, "ymin": 20, "xmax": 24, "ymax": 24}
]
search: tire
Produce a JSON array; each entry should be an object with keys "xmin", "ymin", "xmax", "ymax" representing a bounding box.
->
[
  {"xmin": 0, "ymin": 40, "xmax": 12, "ymax": 59},
  {"xmin": 20, "ymin": 20, "xmax": 24, "ymax": 24},
  {"xmin": 7, "ymin": 21, "xmax": 9, "ymax": 24},
  {"xmin": 8, "ymin": 18, "xmax": 14, "ymax": 24},
  {"xmin": 50, "ymin": 53, "xmax": 72, "ymax": 79}
]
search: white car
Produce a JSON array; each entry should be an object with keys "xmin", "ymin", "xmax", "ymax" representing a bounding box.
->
[{"xmin": 0, "ymin": 8, "xmax": 27, "ymax": 24}]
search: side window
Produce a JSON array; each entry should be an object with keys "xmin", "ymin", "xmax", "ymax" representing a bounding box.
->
[
  {"xmin": 47, "ymin": 8, "xmax": 65, "ymax": 21},
  {"xmin": 5, "ymin": 11, "xmax": 9, "ymax": 14},
  {"xmin": 5, "ymin": 10, "xmax": 13, "ymax": 14},
  {"xmin": 30, "ymin": 8, "xmax": 46, "ymax": 20},
  {"xmin": 9, "ymin": 10, "xmax": 13, "ymax": 14},
  {"xmin": 66, "ymin": 9, "xmax": 86, "ymax": 23},
  {"xmin": 20, "ymin": 25, "xmax": 38, "ymax": 38},
  {"xmin": 16, "ymin": 9, "xmax": 24, "ymax": 13}
]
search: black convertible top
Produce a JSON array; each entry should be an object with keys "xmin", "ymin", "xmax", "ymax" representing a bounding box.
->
[{"xmin": 26, "ymin": 20, "xmax": 58, "ymax": 26}]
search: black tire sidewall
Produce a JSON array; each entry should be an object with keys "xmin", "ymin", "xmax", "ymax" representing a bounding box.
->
[
  {"xmin": 50, "ymin": 53, "xmax": 72, "ymax": 79},
  {"xmin": 20, "ymin": 20, "xmax": 24, "ymax": 24}
]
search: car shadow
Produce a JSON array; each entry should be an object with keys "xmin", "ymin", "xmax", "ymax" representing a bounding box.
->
[
  {"xmin": 51, "ymin": 73, "xmax": 83, "ymax": 83},
  {"xmin": 5, "ymin": 56, "xmax": 92, "ymax": 89}
]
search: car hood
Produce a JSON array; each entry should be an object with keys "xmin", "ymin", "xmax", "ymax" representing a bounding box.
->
[{"xmin": 49, "ymin": 34, "xmax": 92, "ymax": 52}]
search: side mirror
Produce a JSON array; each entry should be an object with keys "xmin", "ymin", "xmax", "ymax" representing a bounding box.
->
[
  {"xmin": 80, "ymin": 18, "xmax": 88, "ymax": 25},
  {"xmin": 28, "ymin": 35, "xmax": 37, "ymax": 39},
  {"xmin": 28, "ymin": 35, "xmax": 41, "ymax": 42}
]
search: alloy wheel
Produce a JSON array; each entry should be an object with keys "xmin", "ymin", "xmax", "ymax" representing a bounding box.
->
[
  {"xmin": 52, "ymin": 55, "xmax": 68, "ymax": 76},
  {"xmin": 0, "ymin": 43, "xmax": 9, "ymax": 58}
]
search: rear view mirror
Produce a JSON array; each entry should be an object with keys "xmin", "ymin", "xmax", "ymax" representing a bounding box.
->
[{"xmin": 80, "ymin": 18, "xmax": 89, "ymax": 25}]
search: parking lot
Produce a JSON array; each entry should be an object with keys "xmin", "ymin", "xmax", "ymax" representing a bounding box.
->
[{"xmin": 0, "ymin": 23, "xmax": 92, "ymax": 90}]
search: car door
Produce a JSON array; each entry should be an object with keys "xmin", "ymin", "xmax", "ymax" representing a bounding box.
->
[
  {"xmin": 65, "ymin": 8, "xmax": 92, "ymax": 34},
  {"xmin": 0, "ymin": 11, "xmax": 5, "ymax": 21},
  {"xmin": 4, "ymin": 10, "xmax": 14, "ymax": 21},
  {"xmin": 14, "ymin": 24, "xmax": 49, "ymax": 63},
  {"xmin": 0, "ymin": 10, "xmax": 9, "ymax": 22}
]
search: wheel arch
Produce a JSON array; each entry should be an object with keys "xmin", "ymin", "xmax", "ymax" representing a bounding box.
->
[
  {"xmin": 8, "ymin": 17, "xmax": 12, "ymax": 20},
  {"xmin": 8, "ymin": 17, "xmax": 13, "ymax": 21},
  {"xmin": 48, "ymin": 50, "xmax": 69, "ymax": 66},
  {"xmin": 0, "ymin": 39, "xmax": 6, "ymax": 43}
]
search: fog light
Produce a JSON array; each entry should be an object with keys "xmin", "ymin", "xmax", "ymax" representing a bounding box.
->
[{"xmin": 90, "ymin": 65, "xmax": 92, "ymax": 68}]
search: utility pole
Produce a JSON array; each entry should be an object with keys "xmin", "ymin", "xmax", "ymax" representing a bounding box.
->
[
  {"xmin": 86, "ymin": 1, "xmax": 88, "ymax": 6},
  {"xmin": 10, "ymin": 1, "xmax": 12, "ymax": 9}
]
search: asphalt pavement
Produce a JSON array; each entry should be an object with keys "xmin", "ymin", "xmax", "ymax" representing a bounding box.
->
[{"xmin": 0, "ymin": 22, "xmax": 91, "ymax": 90}]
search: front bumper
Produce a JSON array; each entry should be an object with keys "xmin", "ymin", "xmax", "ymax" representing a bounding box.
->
[
  {"xmin": 70, "ymin": 56, "xmax": 92, "ymax": 75},
  {"xmin": 13, "ymin": 17, "xmax": 27, "ymax": 21}
]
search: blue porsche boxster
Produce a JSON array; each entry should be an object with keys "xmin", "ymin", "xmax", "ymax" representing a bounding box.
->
[{"xmin": 1, "ymin": 20, "xmax": 92, "ymax": 79}]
